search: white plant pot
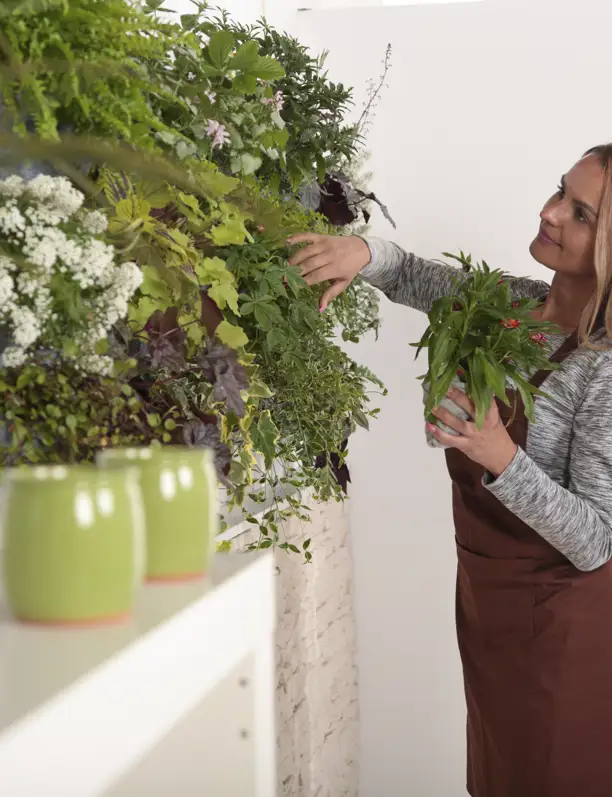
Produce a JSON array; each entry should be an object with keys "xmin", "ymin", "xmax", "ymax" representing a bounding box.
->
[{"xmin": 422, "ymin": 377, "xmax": 471, "ymax": 450}]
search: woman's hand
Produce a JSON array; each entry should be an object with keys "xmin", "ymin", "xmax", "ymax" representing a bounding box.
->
[
  {"xmin": 428, "ymin": 388, "xmax": 518, "ymax": 477},
  {"xmin": 287, "ymin": 233, "xmax": 371, "ymax": 311}
]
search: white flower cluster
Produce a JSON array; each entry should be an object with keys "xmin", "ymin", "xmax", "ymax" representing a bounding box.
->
[{"xmin": 0, "ymin": 176, "xmax": 142, "ymax": 374}]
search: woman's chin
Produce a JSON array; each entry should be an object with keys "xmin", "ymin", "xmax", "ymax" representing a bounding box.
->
[{"xmin": 529, "ymin": 238, "xmax": 556, "ymax": 270}]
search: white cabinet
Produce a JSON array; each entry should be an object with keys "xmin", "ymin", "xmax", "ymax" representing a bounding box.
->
[{"xmin": 0, "ymin": 553, "xmax": 276, "ymax": 797}]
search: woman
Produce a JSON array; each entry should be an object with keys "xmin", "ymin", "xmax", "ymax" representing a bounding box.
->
[{"xmin": 289, "ymin": 145, "xmax": 612, "ymax": 797}]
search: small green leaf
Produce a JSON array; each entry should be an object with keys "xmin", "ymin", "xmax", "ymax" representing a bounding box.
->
[
  {"xmin": 66, "ymin": 414, "xmax": 77, "ymax": 432},
  {"xmin": 147, "ymin": 413, "xmax": 161, "ymax": 428},
  {"xmin": 250, "ymin": 410, "xmax": 280, "ymax": 470},
  {"xmin": 239, "ymin": 153, "xmax": 262, "ymax": 175}
]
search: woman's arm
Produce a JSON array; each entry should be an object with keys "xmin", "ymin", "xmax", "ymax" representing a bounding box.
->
[
  {"xmin": 362, "ymin": 237, "xmax": 549, "ymax": 314},
  {"xmin": 289, "ymin": 233, "xmax": 549, "ymax": 313},
  {"xmin": 484, "ymin": 356, "xmax": 612, "ymax": 571}
]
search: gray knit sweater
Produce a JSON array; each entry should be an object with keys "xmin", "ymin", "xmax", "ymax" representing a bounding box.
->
[{"xmin": 362, "ymin": 237, "xmax": 612, "ymax": 572}]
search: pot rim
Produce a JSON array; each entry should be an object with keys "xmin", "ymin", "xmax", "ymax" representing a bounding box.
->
[{"xmin": 2, "ymin": 463, "xmax": 140, "ymax": 484}]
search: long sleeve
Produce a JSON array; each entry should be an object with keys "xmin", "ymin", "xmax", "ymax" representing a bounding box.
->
[
  {"xmin": 361, "ymin": 237, "xmax": 548, "ymax": 314},
  {"xmin": 485, "ymin": 355, "xmax": 612, "ymax": 571}
]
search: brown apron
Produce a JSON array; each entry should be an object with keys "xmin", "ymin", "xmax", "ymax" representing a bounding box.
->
[{"xmin": 446, "ymin": 333, "xmax": 612, "ymax": 797}]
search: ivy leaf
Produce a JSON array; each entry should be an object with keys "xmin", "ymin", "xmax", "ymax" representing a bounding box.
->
[
  {"xmin": 251, "ymin": 410, "xmax": 280, "ymax": 470},
  {"xmin": 216, "ymin": 320, "xmax": 248, "ymax": 350},
  {"xmin": 247, "ymin": 380, "xmax": 274, "ymax": 399}
]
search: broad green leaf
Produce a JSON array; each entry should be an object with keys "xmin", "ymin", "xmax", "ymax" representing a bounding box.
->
[
  {"xmin": 140, "ymin": 265, "xmax": 172, "ymax": 301},
  {"xmin": 231, "ymin": 41, "xmax": 260, "ymax": 72},
  {"xmin": 216, "ymin": 320, "xmax": 248, "ymax": 349},
  {"xmin": 266, "ymin": 328, "xmax": 286, "ymax": 350},
  {"xmin": 252, "ymin": 57, "xmax": 285, "ymax": 81},
  {"xmin": 129, "ymin": 296, "xmax": 159, "ymax": 329},
  {"xmin": 208, "ymin": 31, "xmax": 235, "ymax": 68},
  {"xmin": 232, "ymin": 74, "xmax": 258, "ymax": 93},
  {"xmin": 180, "ymin": 13, "xmax": 198, "ymax": 29},
  {"xmin": 209, "ymin": 282, "xmax": 240, "ymax": 314},
  {"xmin": 210, "ymin": 218, "xmax": 247, "ymax": 246},
  {"xmin": 240, "ymin": 153, "xmax": 262, "ymax": 176},
  {"xmin": 195, "ymin": 256, "xmax": 230, "ymax": 284}
]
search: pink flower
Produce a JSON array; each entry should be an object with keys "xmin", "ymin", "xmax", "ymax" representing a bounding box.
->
[
  {"xmin": 530, "ymin": 333, "xmax": 547, "ymax": 344},
  {"xmin": 262, "ymin": 91, "xmax": 284, "ymax": 112},
  {"xmin": 205, "ymin": 120, "xmax": 230, "ymax": 149}
]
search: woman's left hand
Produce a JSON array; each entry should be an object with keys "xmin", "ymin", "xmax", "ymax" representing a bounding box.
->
[{"xmin": 428, "ymin": 388, "xmax": 518, "ymax": 477}]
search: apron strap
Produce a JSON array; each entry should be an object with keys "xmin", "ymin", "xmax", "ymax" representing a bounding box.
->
[{"xmin": 529, "ymin": 330, "xmax": 578, "ymax": 391}]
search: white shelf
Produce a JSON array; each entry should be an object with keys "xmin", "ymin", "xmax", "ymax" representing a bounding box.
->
[{"xmin": 0, "ymin": 552, "xmax": 277, "ymax": 797}]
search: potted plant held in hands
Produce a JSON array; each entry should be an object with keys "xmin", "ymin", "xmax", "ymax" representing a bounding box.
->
[{"xmin": 415, "ymin": 252, "xmax": 560, "ymax": 447}]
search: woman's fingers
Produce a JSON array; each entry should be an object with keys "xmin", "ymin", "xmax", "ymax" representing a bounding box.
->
[
  {"xmin": 302, "ymin": 262, "xmax": 339, "ymax": 285},
  {"xmin": 320, "ymin": 279, "xmax": 350, "ymax": 312},
  {"xmin": 431, "ymin": 406, "xmax": 471, "ymax": 437},
  {"xmin": 426, "ymin": 422, "xmax": 468, "ymax": 450},
  {"xmin": 448, "ymin": 387, "xmax": 475, "ymax": 417},
  {"xmin": 287, "ymin": 233, "xmax": 323, "ymax": 247},
  {"xmin": 288, "ymin": 244, "xmax": 325, "ymax": 268}
]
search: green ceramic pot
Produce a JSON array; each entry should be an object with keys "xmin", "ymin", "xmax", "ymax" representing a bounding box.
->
[
  {"xmin": 97, "ymin": 446, "xmax": 219, "ymax": 582},
  {"xmin": 2, "ymin": 464, "xmax": 145, "ymax": 626}
]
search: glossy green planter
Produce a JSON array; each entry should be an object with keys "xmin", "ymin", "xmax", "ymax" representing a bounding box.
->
[
  {"xmin": 97, "ymin": 447, "xmax": 218, "ymax": 582},
  {"xmin": 2, "ymin": 464, "xmax": 144, "ymax": 626}
]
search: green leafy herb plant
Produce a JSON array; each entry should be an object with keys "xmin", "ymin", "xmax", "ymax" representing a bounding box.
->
[{"xmin": 415, "ymin": 252, "xmax": 560, "ymax": 429}]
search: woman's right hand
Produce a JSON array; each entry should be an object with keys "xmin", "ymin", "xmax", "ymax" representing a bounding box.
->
[{"xmin": 287, "ymin": 233, "xmax": 372, "ymax": 311}]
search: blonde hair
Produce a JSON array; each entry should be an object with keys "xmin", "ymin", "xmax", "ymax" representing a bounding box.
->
[{"xmin": 579, "ymin": 144, "xmax": 612, "ymax": 345}]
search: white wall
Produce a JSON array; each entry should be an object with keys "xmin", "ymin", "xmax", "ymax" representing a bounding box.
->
[
  {"xmin": 290, "ymin": 1, "xmax": 612, "ymax": 795},
  {"xmin": 163, "ymin": 0, "xmax": 298, "ymax": 30}
]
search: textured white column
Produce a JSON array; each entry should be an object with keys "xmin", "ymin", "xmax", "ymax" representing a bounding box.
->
[{"xmin": 236, "ymin": 498, "xmax": 360, "ymax": 797}]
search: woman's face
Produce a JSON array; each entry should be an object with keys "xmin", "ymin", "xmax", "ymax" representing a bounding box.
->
[{"xmin": 529, "ymin": 154, "xmax": 605, "ymax": 279}]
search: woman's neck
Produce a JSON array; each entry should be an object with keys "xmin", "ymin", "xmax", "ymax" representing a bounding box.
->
[{"xmin": 537, "ymin": 274, "xmax": 595, "ymax": 332}]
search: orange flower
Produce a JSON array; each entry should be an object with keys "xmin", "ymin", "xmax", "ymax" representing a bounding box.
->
[{"xmin": 501, "ymin": 319, "xmax": 520, "ymax": 329}]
